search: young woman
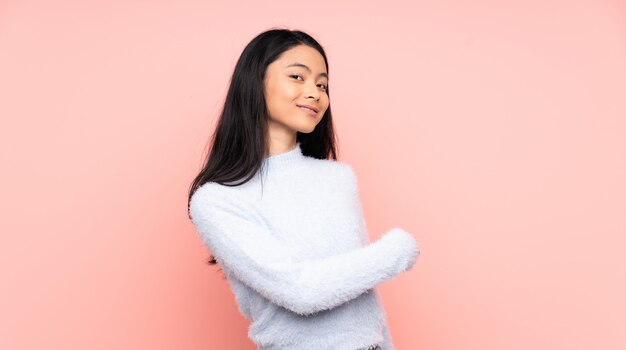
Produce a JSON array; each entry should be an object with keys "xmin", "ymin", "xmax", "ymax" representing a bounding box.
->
[{"xmin": 187, "ymin": 28, "xmax": 420, "ymax": 350}]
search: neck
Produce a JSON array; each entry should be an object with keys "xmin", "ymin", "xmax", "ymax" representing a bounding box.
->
[{"xmin": 262, "ymin": 141, "xmax": 304, "ymax": 172}]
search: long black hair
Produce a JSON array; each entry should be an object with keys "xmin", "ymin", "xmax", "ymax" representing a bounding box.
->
[{"xmin": 188, "ymin": 28, "xmax": 338, "ymax": 267}]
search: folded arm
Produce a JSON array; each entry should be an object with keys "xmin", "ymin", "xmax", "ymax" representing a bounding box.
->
[{"xmin": 189, "ymin": 185, "xmax": 419, "ymax": 316}]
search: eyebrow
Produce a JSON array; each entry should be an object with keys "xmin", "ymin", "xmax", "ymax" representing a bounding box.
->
[{"xmin": 285, "ymin": 62, "xmax": 328, "ymax": 79}]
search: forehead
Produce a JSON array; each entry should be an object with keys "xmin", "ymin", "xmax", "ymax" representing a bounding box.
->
[{"xmin": 275, "ymin": 45, "xmax": 327, "ymax": 73}]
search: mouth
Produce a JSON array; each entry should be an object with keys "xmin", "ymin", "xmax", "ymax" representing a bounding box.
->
[{"xmin": 296, "ymin": 104, "xmax": 319, "ymax": 115}]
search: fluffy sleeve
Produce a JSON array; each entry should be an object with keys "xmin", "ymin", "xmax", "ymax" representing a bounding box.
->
[
  {"xmin": 347, "ymin": 166, "xmax": 397, "ymax": 349},
  {"xmin": 345, "ymin": 164, "xmax": 372, "ymax": 246},
  {"xmin": 189, "ymin": 184, "xmax": 420, "ymax": 316},
  {"xmin": 380, "ymin": 311, "xmax": 396, "ymax": 350}
]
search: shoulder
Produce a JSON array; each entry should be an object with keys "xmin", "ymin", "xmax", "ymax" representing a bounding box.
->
[
  {"xmin": 335, "ymin": 160, "xmax": 357, "ymax": 181},
  {"xmin": 335, "ymin": 161, "xmax": 360, "ymax": 195},
  {"xmin": 304, "ymin": 157, "xmax": 358, "ymax": 191},
  {"xmin": 188, "ymin": 182, "xmax": 267, "ymax": 231},
  {"xmin": 333, "ymin": 160, "xmax": 357, "ymax": 186},
  {"xmin": 301, "ymin": 153, "xmax": 354, "ymax": 175},
  {"xmin": 311, "ymin": 156, "xmax": 355, "ymax": 180},
  {"xmin": 190, "ymin": 181, "xmax": 224, "ymax": 203},
  {"xmin": 189, "ymin": 181, "xmax": 249, "ymax": 216}
]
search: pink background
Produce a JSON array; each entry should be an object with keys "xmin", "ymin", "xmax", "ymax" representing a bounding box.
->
[{"xmin": 2, "ymin": 0, "xmax": 625, "ymax": 349}]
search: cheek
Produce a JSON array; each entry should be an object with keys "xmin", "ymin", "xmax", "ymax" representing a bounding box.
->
[
  {"xmin": 273, "ymin": 87, "xmax": 297, "ymax": 110},
  {"xmin": 322, "ymin": 96, "xmax": 330, "ymax": 110},
  {"xmin": 279, "ymin": 83, "xmax": 299, "ymax": 101},
  {"xmin": 266, "ymin": 85, "xmax": 298, "ymax": 117}
]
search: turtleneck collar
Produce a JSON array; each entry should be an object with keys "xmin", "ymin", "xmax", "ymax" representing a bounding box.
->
[{"xmin": 262, "ymin": 141, "xmax": 304, "ymax": 172}]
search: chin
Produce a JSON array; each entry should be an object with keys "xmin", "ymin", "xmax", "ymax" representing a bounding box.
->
[{"xmin": 294, "ymin": 123, "xmax": 319, "ymax": 134}]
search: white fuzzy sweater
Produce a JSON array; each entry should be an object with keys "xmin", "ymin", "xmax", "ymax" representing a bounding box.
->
[{"xmin": 189, "ymin": 142, "xmax": 420, "ymax": 350}]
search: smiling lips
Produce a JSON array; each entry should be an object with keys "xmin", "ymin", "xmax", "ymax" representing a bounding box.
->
[{"xmin": 297, "ymin": 104, "xmax": 319, "ymax": 116}]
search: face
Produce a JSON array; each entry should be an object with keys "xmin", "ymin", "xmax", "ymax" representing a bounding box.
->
[{"xmin": 263, "ymin": 44, "xmax": 330, "ymax": 134}]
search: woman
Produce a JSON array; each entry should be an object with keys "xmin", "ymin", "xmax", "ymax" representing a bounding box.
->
[{"xmin": 187, "ymin": 28, "xmax": 420, "ymax": 350}]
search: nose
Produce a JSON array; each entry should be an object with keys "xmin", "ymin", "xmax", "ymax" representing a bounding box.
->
[{"xmin": 305, "ymin": 81, "xmax": 320, "ymax": 101}]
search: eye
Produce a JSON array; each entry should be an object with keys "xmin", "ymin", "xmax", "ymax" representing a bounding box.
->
[{"xmin": 290, "ymin": 74, "xmax": 328, "ymax": 91}]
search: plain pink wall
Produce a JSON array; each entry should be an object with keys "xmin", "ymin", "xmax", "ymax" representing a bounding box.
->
[{"xmin": 1, "ymin": 0, "xmax": 625, "ymax": 349}]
